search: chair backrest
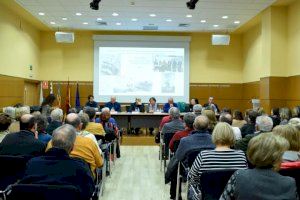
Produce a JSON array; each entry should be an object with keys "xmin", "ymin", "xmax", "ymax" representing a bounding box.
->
[
  {"xmin": 0, "ymin": 155, "xmax": 30, "ymax": 190},
  {"xmin": 6, "ymin": 184, "xmax": 81, "ymax": 200},
  {"xmin": 279, "ymin": 168, "xmax": 300, "ymax": 195},
  {"xmin": 200, "ymin": 169, "xmax": 237, "ymax": 200},
  {"xmin": 173, "ymin": 140, "xmax": 181, "ymax": 153},
  {"xmin": 185, "ymin": 149, "xmax": 202, "ymax": 168}
]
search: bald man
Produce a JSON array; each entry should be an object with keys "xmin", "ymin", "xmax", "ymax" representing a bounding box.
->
[
  {"xmin": 105, "ymin": 96, "xmax": 121, "ymax": 112},
  {"xmin": 0, "ymin": 114, "xmax": 45, "ymax": 156},
  {"xmin": 163, "ymin": 97, "xmax": 178, "ymax": 113}
]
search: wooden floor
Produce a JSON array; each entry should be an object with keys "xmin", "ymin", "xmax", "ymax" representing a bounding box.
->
[{"xmin": 101, "ymin": 146, "xmax": 171, "ymax": 200}]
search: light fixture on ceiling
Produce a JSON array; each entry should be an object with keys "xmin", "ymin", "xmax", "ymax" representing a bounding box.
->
[
  {"xmin": 76, "ymin": 13, "xmax": 82, "ymax": 16},
  {"xmin": 83, "ymin": 22, "xmax": 89, "ymax": 25},
  {"xmin": 149, "ymin": 14, "xmax": 156, "ymax": 17},
  {"xmin": 200, "ymin": 20, "xmax": 206, "ymax": 23},
  {"xmin": 38, "ymin": 12, "xmax": 45, "ymax": 16},
  {"xmin": 222, "ymin": 16, "xmax": 228, "ymax": 19},
  {"xmin": 97, "ymin": 18, "xmax": 103, "ymax": 21},
  {"xmin": 131, "ymin": 18, "xmax": 138, "ymax": 21},
  {"xmin": 62, "ymin": 18, "xmax": 68, "ymax": 21},
  {"xmin": 50, "ymin": 22, "xmax": 56, "ymax": 25},
  {"xmin": 112, "ymin": 12, "xmax": 119, "ymax": 16},
  {"xmin": 186, "ymin": 14, "xmax": 192, "ymax": 18},
  {"xmin": 166, "ymin": 19, "xmax": 172, "ymax": 22},
  {"xmin": 90, "ymin": 0, "xmax": 101, "ymax": 10},
  {"xmin": 213, "ymin": 24, "xmax": 219, "ymax": 27},
  {"xmin": 116, "ymin": 22, "xmax": 121, "ymax": 25},
  {"xmin": 234, "ymin": 20, "xmax": 240, "ymax": 24},
  {"xmin": 186, "ymin": 0, "xmax": 199, "ymax": 9}
]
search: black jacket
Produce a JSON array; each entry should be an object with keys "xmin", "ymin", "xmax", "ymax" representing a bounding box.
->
[
  {"xmin": 240, "ymin": 123, "xmax": 256, "ymax": 138},
  {"xmin": 20, "ymin": 148, "xmax": 95, "ymax": 200},
  {"xmin": 46, "ymin": 121, "xmax": 63, "ymax": 135},
  {"xmin": 0, "ymin": 130, "xmax": 45, "ymax": 157}
]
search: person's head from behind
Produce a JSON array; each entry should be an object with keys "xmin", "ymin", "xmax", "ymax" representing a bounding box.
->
[
  {"xmin": 193, "ymin": 104, "xmax": 202, "ymax": 116},
  {"xmin": 183, "ymin": 113, "xmax": 196, "ymax": 129},
  {"xmin": 0, "ymin": 114, "xmax": 12, "ymax": 132},
  {"xmin": 35, "ymin": 114, "xmax": 48, "ymax": 133},
  {"xmin": 88, "ymin": 95, "xmax": 94, "ymax": 103},
  {"xmin": 256, "ymin": 115, "xmax": 273, "ymax": 132},
  {"xmin": 101, "ymin": 107, "xmax": 111, "ymax": 121},
  {"xmin": 168, "ymin": 97, "xmax": 174, "ymax": 105},
  {"xmin": 247, "ymin": 132, "xmax": 289, "ymax": 171},
  {"xmin": 202, "ymin": 109, "xmax": 217, "ymax": 129},
  {"xmin": 42, "ymin": 94, "xmax": 56, "ymax": 106},
  {"xmin": 50, "ymin": 108, "xmax": 63, "ymax": 122},
  {"xmin": 190, "ymin": 98, "xmax": 199, "ymax": 106},
  {"xmin": 65, "ymin": 113, "xmax": 82, "ymax": 131},
  {"xmin": 52, "ymin": 124, "xmax": 76, "ymax": 154},
  {"xmin": 84, "ymin": 107, "xmax": 96, "ymax": 121},
  {"xmin": 169, "ymin": 107, "xmax": 180, "ymax": 120},
  {"xmin": 212, "ymin": 122, "xmax": 235, "ymax": 147},
  {"xmin": 20, "ymin": 114, "xmax": 36, "ymax": 132},
  {"xmin": 233, "ymin": 110, "xmax": 244, "ymax": 120},
  {"xmin": 288, "ymin": 118, "xmax": 300, "ymax": 131},
  {"xmin": 110, "ymin": 96, "xmax": 116, "ymax": 103},
  {"xmin": 291, "ymin": 106, "xmax": 300, "ymax": 118},
  {"xmin": 271, "ymin": 107, "xmax": 280, "ymax": 116},
  {"xmin": 257, "ymin": 107, "xmax": 266, "ymax": 116},
  {"xmin": 149, "ymin": 97, "xmax": 156, "ymax": 105},
  {"xmin": 78, "ymin": 113, "xmax": 90, "ymax": 131},
  {"xmin": 273, "ymin": 125, "xmax": 300, "ymax": 152},
  {"xmin": 208, "ymin": 97, "xmax": 214, "ymax": 104},
  {"xmin": 193, "ymin": 115, "xmax": 209, "ymax": 131},
  {"xmin": 248, "ymin": 110, "xmax": 258, "ymax": 124},
  {"xmin": 280, "ymin": 107, "xmax": 291, "ymax": 121},
  {"xmin": 219, "ymin": 113, "xmax": 233, "ymax": 126},
  {"xmin": 221, "ymin": 108, "xmax": 232, "ymax": 115}
]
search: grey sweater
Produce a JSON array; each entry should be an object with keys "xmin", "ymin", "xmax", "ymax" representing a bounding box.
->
[{"xmin": 220, "ymin": 168, "xmax": 298, "ymax": 200}]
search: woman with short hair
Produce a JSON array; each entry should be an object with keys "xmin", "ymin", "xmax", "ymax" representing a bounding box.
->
[
  {"xmin": 232, "ymin": 110, "xmax": 246, "ymax": 129},
  {"xmin": 280, "ymin": 107, "xmax": 291, "ymax": 125},
  {"xmin": 201, "ymin": 109, "xmax": 217, "ymax": 133},
  {"xmin": 220, "ymin": 132, "xmax": 297, "ymax": 200}
]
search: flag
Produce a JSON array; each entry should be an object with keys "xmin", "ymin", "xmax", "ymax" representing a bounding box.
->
[
  {"xmin": 75, "ymin": 82, "xmax": 80, "ymax": 108},
  {"xmin": 65, "ymin": 79, "xmax": 71, "ymax": 113},
  {"xmin": 50, "ymin": 82, "xmax": 53, "ymax": 94},
  {"xmin": 39, "ymin": 82, "xmax": 44, "ymax": 105},
  {"xmin": 56, "ymin": 83, "xmax": 61, "ymax": 108}
]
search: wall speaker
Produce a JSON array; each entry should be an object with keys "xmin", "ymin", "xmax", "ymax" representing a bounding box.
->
[
  {"xmin": 211, "ymin": 34, "xmax": 230, "ymax": 45},
  {"xmin": 55, "ymin": 32, "xmax": 75, "ymax": 43}
]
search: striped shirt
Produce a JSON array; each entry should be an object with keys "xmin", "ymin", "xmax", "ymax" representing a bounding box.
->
[{"xmin": 188, "ymin": 149, "xmax": 248, "ymax": 196}]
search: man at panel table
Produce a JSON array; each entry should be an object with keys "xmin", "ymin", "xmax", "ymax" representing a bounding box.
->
[
  {"xmin": 105, "ymin": 96, "xmax": 121, "ymax": 112},
  {"xmin": 163, "ymin": 97, "xmax": 178, "ymax": 113}
]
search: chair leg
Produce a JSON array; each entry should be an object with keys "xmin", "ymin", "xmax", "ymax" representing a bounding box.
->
[{"xmin": 175, "ymin": 163, "xmax": 181, "ymax": 200}]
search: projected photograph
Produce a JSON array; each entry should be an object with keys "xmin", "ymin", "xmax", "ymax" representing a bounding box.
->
[
  {"xmin": 153, "ymin": 55, "xmax": 183, "ymax": 73},
  {"xmin": 100, "ymin": 54, "xmax": 120, "ymax": 75},
  {"xmin": 113, "ymin": 81, "xmax": 152, "ymax": 93},
  {"xmin": 161, "ymin": 73, "xmax": 175, "ymax": 93}
]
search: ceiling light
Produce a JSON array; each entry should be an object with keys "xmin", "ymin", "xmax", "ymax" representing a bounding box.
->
[
  {"xmin": 234, "ymin": 20, "xmax": 240, "ymax": 24},
  {"xmin": 116, "ymin": 22, "xmax": 121, "ymax": 25},
  {"xmin": 166, "ymin": 19, "xmax": 172, "ymax": 22},
  {"xmin": 83, "ymin": 22, "xmax": 88, "ymax": 25},
  {"xmin": 149, "ymin": 14, "xmax": 156, "ymax": 17},
  {"xmin": 131, "ymin": 18, "xmax": 138, "ymax": 21},
  {"xmin": 97, "ymin": 18, "xmax": 102, "ymax": 21},
  {"xmin": 76, "ymin": 13, "xmax": 82, "ymax": 16},
  {"xmin": 50, "ymin": 22, "xmax": 56, "ymax": 25},
  {"xmin": 186, "ymin": 14, "xmax": 192, "ymax": 18},
  {"xmin": 213, "ymin": 24, "xmax": 219, "ymax": 27},
  {"xmin": 62, "ymin": 17, "xmax": 68, "ymax": 20},
  {"xmin": 112, "ymin": 12, "xmax": 119, "ymax": 16},
  {"xmin": 200, "ymin": 20, "xmax": 206, "ymax": 23},
  {"xmin": 222, "ymin": 16, "xmax": 228, "ymax": 19},
  {"xmin": 38, "ymin": 12, "xmax": 45, "ymax": 16}
]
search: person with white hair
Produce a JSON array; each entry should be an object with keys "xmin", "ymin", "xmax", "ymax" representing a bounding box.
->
[
  {"xmin": 193, "ymin": 104, "xmax": 202, "ymax": 116},
  {"xmin": 46, "ymin": 108, "xmax": 63, "ymax": 135},
  {"xmin": 105, "ymin": 96, "xmax": 121, "ymax": 112},
  {"xmin": 163, "ymin": 97, "xmax": 178, "ymax": 113}
]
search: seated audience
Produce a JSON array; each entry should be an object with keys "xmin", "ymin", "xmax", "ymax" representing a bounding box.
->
[
  {"xmin": 96, "ymin": 107, "xmax": 118, "ymax": 127},
  {"xmin": 280, "ymin": 107, "xmax": 291, "ymax": 125},
  {"xmin": 35, "ymin": 114, "xmax": 52, "ymax": 145},
  {"xmin": 232, "ymin": 110, "xmax": 247, "ymax": 129},
  {"xmin": 0, "ymin": 114, "xmax": 45, "ymax": 156},
  {"xmin": 159, "ymin": 115, "xmax": 171, "ymax": 131},
  {"xmin": 41, "ymin": 94, "xmax": 56, "ymax": 118},
  {"xmin": 235, "ymin": 115, "xmax": 273, "ymax": 153},
  {"xmin": 220, "ymin": 133, "xmax": 297, "ymax": 200},
  {"xmin": 85, "ymin": 95, "xmax": 98, "ymax": 108},
  {"xmin": 84, "ymin": 107, "xmax": 105, "ymax": 136},
  {"xmin": 47, "ymin": 113, "xmax": 103, "ymax": 178},
  {"xmin": 21, "ymin": 125, "xmax": 95, "ymax": 200},
  {"xmin": 289, "ymin": 118, "xmax": 300, "ymax": 130},
  {"xmin": 0, "ymin": 114, "xmax": 11, "ymax": 143},
  {"xmin": 188, "ymin": 122, "xmax": 247, "ymax": 200},
  {"xmin": 193, "ymin": 104, "xmax": 202, "ymax": 116},
  {"xmin": 189, "ymin": 98, "xmax": 199, "ymax": 111},
  {"xmin": 221, "ymin": 108, "xmax": 232, "ymax": 115},
  {"xmin": 201, "ymin": 109, "xmax": 217, "ymax": 134},
  {"xmin": 270, "ymin": 107, "xmax": 281, "ymax": 127},
  {"xmin": 163, "ymin": 97, "xmax": 178, "ymax": 113},
  {"xmin": 220, "ymin": 113, "xmax": 242, "ymax": 140},
  {"xmin": 130, "ymin": 98, "xmax": 144, "ymax": 112},
  {"xmin": 273, "ymin": 125, "xmax": 300, "ymax": 169},
  {"xmin": 169, "ymin": 113, "xmax": 196, "ymax": 152},
  {"xmin": 240, "ymin": 110, "xmax": 258, "ymax": 138},
  {"xmin": 257, "ymin": 107, "xmax": 266, "ymax": 116},
  {"xmin": 46, "ymin": 108, "xmax": 63, "ymax": 135},
  {"xmin": 105, "ymin": 96, "xmax": 121, "ymax": 112},
  {"xmin": 147, "ymin": 97, "xmax": 158, "ymax": 113},
  {"xmin": 291, "ymin": 106, "xmax": 300, "ymax": 118},
  {"xmin": 203, "ymin": 97, "xmax": 219, "ymax": 113}
]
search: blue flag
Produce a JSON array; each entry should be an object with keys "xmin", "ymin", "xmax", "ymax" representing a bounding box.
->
[{"xmin": 75, "ymin": 82, "xmax": 80, "ymax": 108}]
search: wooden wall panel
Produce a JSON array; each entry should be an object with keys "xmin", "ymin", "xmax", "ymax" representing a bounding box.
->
[{"xmin": 0, "ymin": 75, "xmax": 24, "ymax": 109}]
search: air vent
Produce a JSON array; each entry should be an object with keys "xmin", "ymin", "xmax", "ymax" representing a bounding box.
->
[
  {"xmin": 96, "ymin": 21, "xmax": 107, "ymax": 26},
  {"xmin": 143, "ymin": 26, "xmax": 158, "ymax": 30},
  {"xmin": 178, "ymin": 23, "xmax": 190, "ymax": 27}
]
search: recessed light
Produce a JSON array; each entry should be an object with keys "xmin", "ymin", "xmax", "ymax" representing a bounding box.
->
[
  {"xmin": 131, "ymin": 18, "xmax": 138, "ymax": 21},
  {"xmin": 222, "ymin": 16, "xmax": 228, "ymax": 19},
  {"xmin": 213, "ymin": 24, "xmax": 219, "ymax": 27},
  {"xmin": 116, "ymin": 22, "xmax": 121, "ymax": 25},
  {"xmin": 50, "ymin": 22, "xmax": 56, "ymax": 25},
  {"xmin": 200, "ymin": 20, "xmax": 206, "ymax": 23},
  {"xmin": 62, "ymin": 17, "xmax": 67, "ymax": 21},
  {"xmin": 166, "ymin": 19, "xmax": 172, "ymax": 22},
  {"xmin": 112, "ymin": 12, "xmax": 119, "ymax": 16},
  {"xmin": 234, "ymin": 20, "xmax": 240, "ymax": 24},
  {"xmin": 186, "ymin": 14, "xmax": 192, "ymax": 18},
  {"xmin": 149, "ymin": 14, "xmax": 156, "ymax": 17},
  {"xmin": 38, "ymin": 12, "xmax": 45, "ymax": 16},
  {"xmin": 83, "ymin": 22, "xmax": 88, "ymax": 25},
  {"xmin": 97, "ymin": 18, "xmax": 102, "ymax": 21},
  {"xmin": 76, "ymin": 13, "xmax": 82, "ymax": 16}
]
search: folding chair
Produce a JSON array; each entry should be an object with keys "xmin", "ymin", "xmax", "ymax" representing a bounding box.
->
[{"xmin": 279, "ymin": 168, "xmax": 300, "ymax": 195}]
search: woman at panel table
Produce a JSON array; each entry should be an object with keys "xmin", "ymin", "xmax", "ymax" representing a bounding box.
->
[{"xmin": 130, "ymin": 98, "xmax": 145, "ymax": 113}]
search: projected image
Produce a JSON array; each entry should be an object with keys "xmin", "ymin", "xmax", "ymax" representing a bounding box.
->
[
  {"xmin": 161, "ymin": 73, "xmax": 175, "ymax": 93},
  {"xmin": 100, "ymin": 54, "xmax": 120, "ymax": 75},
  {"xmin": 153, "ymin": 55, "xmax": 183, "ymax": 73},
  {"xmin": 113, "ymin": 81, "xmax": 152, "ymax": 93}
]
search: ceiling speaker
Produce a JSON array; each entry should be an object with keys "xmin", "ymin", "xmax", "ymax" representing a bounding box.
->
[
  {"xmin": 211, "ymin": 34, "xmax": 230, "ymax": 45},
  {"xmin": 55, "ymin": 32, "xmax": 75, "ymax": 43}
]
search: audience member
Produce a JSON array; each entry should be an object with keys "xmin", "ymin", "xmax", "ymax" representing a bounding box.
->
[
  {"xmin": 130, "ymin": 98, "xmax": 145, "ymax": 112},
  {"xmin": 201, "ymin": 109, "xmax": 217, "ymax": 133},
  {"xmin": 105, "ymin": 96, "xmax": 121, "ymax": 112},
  {"xmin": 232, "ymin": 110, "xmax": 247, "ymax": 129},
  {"xmin": 221, "ymin": 108, "xmax": 232, "ymax": 115},
  {"xmin": 289, "ymin": 118, "xmax": 300, "ymax": 130},
  {"xmin": 240, "ymin": 110, "xmax": 258, "ymax": 138},
  {"xmin": 257, "ymin": 107, "xmax": 266, "ymax": 116},
  {"xmin": 147, "ymin": 97, "xmax": 158, "ymax": 113},
  {"xmin": 0, "ymin": 114, "xmax": 12, "ymax": 143},
  {"xmin": 41, "ymin": 94, "xmax": 56, "ymax": 118},
  {"xmin": 85, "ymin": 95, "xmax": 98, "ymax": 108},
  {"xmin": 193, "ymin": 104, "xmax": 202, "ymax": 116},
  {"xmin": 20, "ymin": 125, "xmax": 95, "ymax": 200},
  {"xmin": 235, "ymin": 115, "xmax": 273, "ymax": 153},
  {"xmin": 273, "ymin": 125, "xmax": 300, "ymax": 169},
  {"xmin": 96, "ymin": 107, "xmax": 118, "ymax": 127},
  {"xmin": 219, "ymin": 113, "xmax": 242, "ymax": 140},
  {"xmin": 46, "ymin": 108, "xmax": 63, "ymax": 135},
  {"xmin": 291, "ymin": 106, "xmax": 300, "ymax": 118},
  {"xmin": 84, "ymin": 107, "xmax": 105, "ymax": 136},
  {"xmin": 159, "ymin": 115, "xmax": 172, "ymax": 131},
  {"xmin": 203, "ymin": 97, "xmax": 219, "ymax": 113},
  {"xmin": 163, "ymin": 97, "xmax": 178, "ymax": 113},
  {"xmin": 169, "ymin": 113, "xmax": 196, "ymax": 152},
  {"xmin": 35, "ymin": 114, "xmax": 52, "ymax": 145},
  {"xmin": 270, "ymin": 107, "xmax": 281, "ymax": 127},
  {"xmin": 220, "ymin": 133, "xmax": 297, "ymax": 200},
  {"xmin": 188, "ymin": 122, "xmax": 247, "ymax": 200},
  {"xmin": 189, "ymin": 98, "xmax": 199, "ymax": 111},
  {"xmin": 280, "ymin": 107, "xmax": 291, "ymax": 125},
  {"xmin": 0, "ymin": 114, "xmax": 45, "ymax": 156}
]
